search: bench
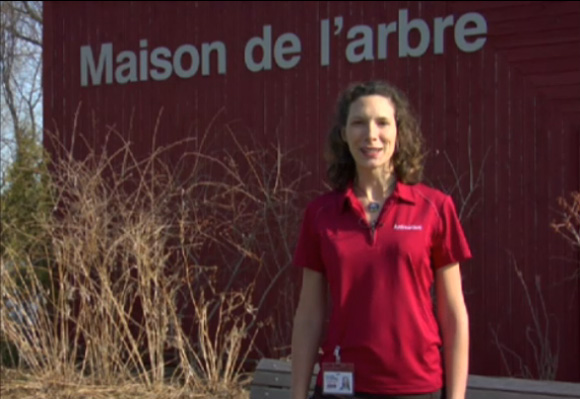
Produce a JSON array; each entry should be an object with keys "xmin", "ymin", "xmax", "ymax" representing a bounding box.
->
[{"xmin": 250, "ymin": 358, "xmax": 580, "ymax": 399}]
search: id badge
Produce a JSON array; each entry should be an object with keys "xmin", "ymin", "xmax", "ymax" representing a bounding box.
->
[{"xmin": 322, "ymin": 362, "xmax": 355, "ymax": 396}]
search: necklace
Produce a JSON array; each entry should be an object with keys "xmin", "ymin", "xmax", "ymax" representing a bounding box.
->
[
  {"xmin": 367, "ymin": 202, "xmax": 381, "ymax": 213},
  {"xmin": 355, "ymin": 176, "xmax": 396, "ymax": 214},
  {"xmin": 354, "ymin": 186, "xmax": 383, "ymax": 213}
]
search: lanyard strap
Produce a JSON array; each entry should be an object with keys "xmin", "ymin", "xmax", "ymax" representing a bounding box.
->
[{"xmin": 333, "ymin": 345, "xmax": 342, "ymax": 363}]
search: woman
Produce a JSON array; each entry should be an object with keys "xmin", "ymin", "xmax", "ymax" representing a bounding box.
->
[{"xmin": 291, "ymin": 81, "xmax": 471, "ymax": 399}]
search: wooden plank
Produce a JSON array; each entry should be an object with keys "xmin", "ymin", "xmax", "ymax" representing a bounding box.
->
[
  {"xmin": 451, "ymin": 1, "xmax": 579, "ymax": 20},
  {"xmin": 252, "ymin": 370, "xmax": 292, "ymax": 388},
  {"xmin": 467, "ymin": 390, "xmax": 578, "ymax": 399},
  {"xmin": 555, "ymin": 98, "xmax": 580, "ymax": 114},
  {"xmin": 498, "ymin": 43, "xmax": 580, "ymax": 63},
  {"xmin": 450, "ymin": 1, "xmax": 537, "ymax": 12},
  {"xmin": 510, "ymin": 55, "xmax": 580, "ymax": 74},
  {"xmin": 251, "ymin": 360, "xmax": 580, "ymax": 398},
  {"xmin": 256, "ymin": 358, "xmax": 319, "ymax": 373},
  {"xmin": 252, "ymin": 370, "xmax": 317, "ymax": 389},
  {"xmin": 255, "ymin": 358, "xmax": 292, "ymax": 372},
  {"xmin": 489, "ymin": 29, "xmax": 580, "ymax": 49},
  {"xmin": 250, "ymin": 386, "xmax": 315, "ymax": 399},
  {"xmin": 490, "ymin": 14, "xmax": 580, "ymax": 36},
  {"xmin": 251, "ymin": 385, "xmax": 578, "ymax": 399},
  {"xmin": 468, "ymin": 375, "xmax": 580, "ymax": 397},
  {"xmin": 528, "ymin": 71, "xmax": 580, "ymax": 87},
  {"xmin": 536, "ymin": 84, "xmax": 580, "ymax": 100},
  {"xmin": 250, "ymin": 386, "xmax": 291, "ymax": 399}
]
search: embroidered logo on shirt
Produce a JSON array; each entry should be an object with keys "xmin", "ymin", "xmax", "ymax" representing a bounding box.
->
[{"xmin": 393, "ymin": 224, "xmax": 423, "ymax": 231}]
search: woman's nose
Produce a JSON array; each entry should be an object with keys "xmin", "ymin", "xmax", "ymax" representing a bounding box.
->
[{"xmin": 367, "ymin": 121, "xmax": 380, "ymax": 139}]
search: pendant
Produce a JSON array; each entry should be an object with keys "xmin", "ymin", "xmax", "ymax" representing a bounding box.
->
[{"xmin": 367, "ymin": 202, "xmax": 380, "ymax": 213}]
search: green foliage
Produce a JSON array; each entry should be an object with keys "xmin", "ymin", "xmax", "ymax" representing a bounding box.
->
[{"xmin": 0, "ymin": 127, "xmax": 52, "ymax": 263}]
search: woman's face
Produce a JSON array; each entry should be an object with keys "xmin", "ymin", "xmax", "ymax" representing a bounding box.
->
[{"xmin": 342, "ymin": 94, "xmax": 398, "ymax": 174}]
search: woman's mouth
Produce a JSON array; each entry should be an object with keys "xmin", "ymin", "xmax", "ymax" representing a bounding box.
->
[{"xmin": 361, "ymin": 148, "xmax": 383, "ymax": 158}]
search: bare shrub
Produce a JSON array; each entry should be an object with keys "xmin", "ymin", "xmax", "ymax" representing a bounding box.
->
[{"xmin": 1, "ymin": 125, "xmax": 308, "ymax": 397}]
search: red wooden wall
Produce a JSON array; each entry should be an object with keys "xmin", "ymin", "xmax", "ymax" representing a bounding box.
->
[{"xmin": 43, "ymin": 1, "xmax": 580, "ymax": 381}]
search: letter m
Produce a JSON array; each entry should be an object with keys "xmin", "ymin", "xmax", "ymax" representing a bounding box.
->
[{"xmin": 80, "ymin": 43, "xmax": 113, "ymax": 86}]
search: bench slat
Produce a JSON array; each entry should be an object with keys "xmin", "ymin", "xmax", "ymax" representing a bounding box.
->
[
  {"xmin": 256, "ymin": 358, "xmax": 319, "ymax": 374},
  {"xmin": 249, "ymin": 386, "xmax": 291, "ymax": 399},
  {"xmin": 467, "ymin": 389, "xmax": 579, "ymax": 399},
  {"xmin": 250, "ymin": 386, "xmax": 314, "ymax": 399},
  {"xmin": 251, "ymin": 359, "xmax": 580, "ymax": 399},
  {"xmin": 468, "ymin": 376, "xmax": 580, "ymax": 397},
  {"xmin": 252, "ymin": 370, "xmax": 316, "ymax": 389}
]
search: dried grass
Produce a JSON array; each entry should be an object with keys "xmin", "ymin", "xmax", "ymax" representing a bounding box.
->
[{"xmin": 1, "ymin": 125, "xmax": 307, "ymax": 398}]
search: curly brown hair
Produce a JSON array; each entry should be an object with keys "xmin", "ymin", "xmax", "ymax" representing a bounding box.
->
[{"xmin": 325, "ymin": 81, "xmax": 425, "ymax": 190}]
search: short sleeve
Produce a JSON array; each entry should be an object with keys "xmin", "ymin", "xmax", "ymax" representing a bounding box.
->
[
  {"xmin": 293, "ymin": 201, "xmax": 326, "ymax": 274},
  {"xmin": 431, "ymin": 195, "xmax": 472, "ymax": 269}
]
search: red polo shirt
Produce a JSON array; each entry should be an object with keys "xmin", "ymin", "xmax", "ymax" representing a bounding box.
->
[{"xmin": 293, "ymin": 181, "xmax": 472, "ymax": 395}]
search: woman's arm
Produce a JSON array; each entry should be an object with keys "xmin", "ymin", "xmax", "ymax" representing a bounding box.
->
[
  {"xmin": 291, "ymin": 268, "xmax": 327, "ymax": 399},
  {"xmin": 436, "ymin": 262, "xmax": 470, "ymax": 399}
]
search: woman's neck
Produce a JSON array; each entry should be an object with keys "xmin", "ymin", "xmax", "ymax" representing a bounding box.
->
[{"xmin": 354, "ymin": 168, "xmax": 396, "ymax": 203}]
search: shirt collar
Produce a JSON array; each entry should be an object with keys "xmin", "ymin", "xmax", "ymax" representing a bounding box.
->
[
  {"xmin": 393, "ymin": 181, "xmax": 416, "ymax": 204},
  {"xmin": 340, "ymin": 180, "xmax": 416, "ymax": 213}
]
